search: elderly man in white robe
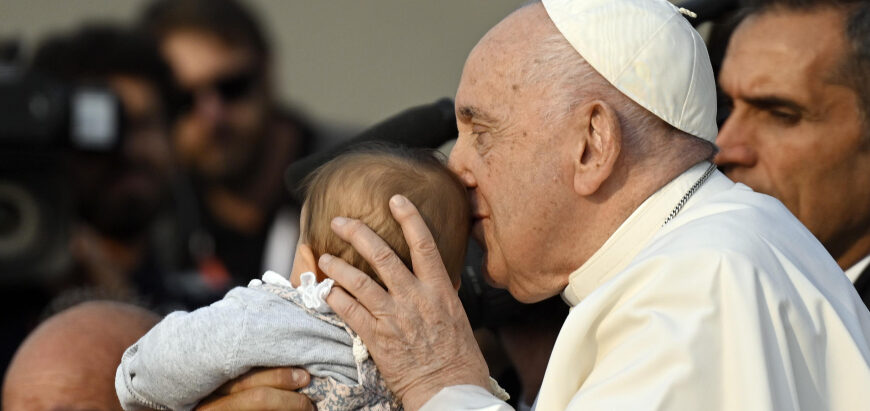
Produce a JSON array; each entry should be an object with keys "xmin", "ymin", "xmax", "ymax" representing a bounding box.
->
[{"xmin": 198, "ymin": 0, "xmax": 870, "ymax": 410}]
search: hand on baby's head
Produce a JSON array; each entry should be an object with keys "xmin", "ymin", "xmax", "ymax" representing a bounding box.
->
[{"xmin": 297, "ymin": 144, "xmax": 470, "ymax": 288}]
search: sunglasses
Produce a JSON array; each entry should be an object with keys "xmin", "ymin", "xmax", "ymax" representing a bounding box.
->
[{"xmin": 176, "ymin": 69, "xmax": 261, "ymax": 115}]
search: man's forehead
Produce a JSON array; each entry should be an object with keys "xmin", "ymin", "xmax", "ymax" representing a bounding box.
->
[
  {"xmin": 454, "ymin": 44, "xmax": 515, "ymax": 122},
  {"xmin": 461, "ymin": 2, "xmax": 558, "ymax": 81},
  {"xmin": 720, "ymin": 39, "xmax": 808, "ymax": 96},
  {"xmin": 729, "ymin": 10, "xmax": 846, "ymax": 76},
  {"xmin": 455, "ymin": 6, "xmax": 554, "ymax": 118},
  {"xmin": 721, "ymin": 10, "xmax": 846, "ymax": 98},
  {"xmin": 481, "ymin": 3, "xmax": 550, "ymax": 47},
  {"xmin": 455, "ymin": 58, "xmax": 517, "ymax": 125},
  {"xmin": 162, "ymin": 29, "xmax": 255, "ymax": 86}
]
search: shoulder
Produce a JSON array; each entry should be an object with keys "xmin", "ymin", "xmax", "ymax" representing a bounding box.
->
[
  {"xmin": 647, "ymin": 183, "xmax": 841, "ymax": 284},
  {"xmin": 206, "ymin": 285, "xmax": 313, "ymax": 321},
  {"xmin": 606, "ymin": 186, "xmax": 861, "ymax": 322}
]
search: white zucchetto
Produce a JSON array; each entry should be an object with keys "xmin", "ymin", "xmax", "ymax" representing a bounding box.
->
[{"xmin": 542, "ymin": 0, "xmax": 718, "ymax": 141}]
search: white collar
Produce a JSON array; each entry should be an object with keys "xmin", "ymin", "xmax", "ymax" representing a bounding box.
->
[
  {"xmin": 561, "ymin": 162, "xmax": 722, "ymax": 306},
  {"xmin": 248, "ymin": 270, "xmax": 335, "ymax": 313},
  {"xmin": 845, "ymin": 254, "xmax": 870, "ymax": 284}
]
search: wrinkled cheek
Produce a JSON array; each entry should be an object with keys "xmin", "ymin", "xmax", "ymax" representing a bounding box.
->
[
  {"xmin": 485, "ymin": 233, "xmax": 517, "ymax": 288},
  {"xmin": 478, "ymin": 222, "xmax": 503, "ymax": 282}
]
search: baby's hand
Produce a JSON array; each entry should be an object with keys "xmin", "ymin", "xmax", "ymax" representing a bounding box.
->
[{"xmin": 196, "ymin": 367, "xmax": 313, "ymax": 411}]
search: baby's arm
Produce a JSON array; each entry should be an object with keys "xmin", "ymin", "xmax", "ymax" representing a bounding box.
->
[{"xmin": 115, "ymin": 286, "xmax": 355, "ymax": 411}]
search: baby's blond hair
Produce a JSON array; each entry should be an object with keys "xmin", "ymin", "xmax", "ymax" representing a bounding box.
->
[{"xmin": 302, "ymin": 144, "xmax": 470, "ymax": 286}]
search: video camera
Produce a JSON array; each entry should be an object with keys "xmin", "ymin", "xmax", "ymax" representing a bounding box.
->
[{"xmin": 0, "ymin": 42, "xmax": 125, "ymax": 285}]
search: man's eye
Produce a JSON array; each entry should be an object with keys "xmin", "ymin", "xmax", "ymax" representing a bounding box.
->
[
  {"xmin": 471, "ymin": 126, "xmax": 489, "ymax": 142},
  {"xmin": 470, "ymin": 126, "xmax": 492, "ymax": 154},
  {"xmin": 472, "ymin": 130, "xmax": 488, "ymax": 146},
  {"xmin": 769, "ymin": 110, "xmax": 800, "ymax": 124}
]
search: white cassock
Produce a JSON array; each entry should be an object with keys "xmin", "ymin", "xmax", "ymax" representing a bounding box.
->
[{"xmin": 422, "ymin": 162, "xmax": 870, "ymax": 411}]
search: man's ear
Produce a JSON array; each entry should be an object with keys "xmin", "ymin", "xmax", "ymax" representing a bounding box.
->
[{"xmin": 571, "ymin": 100, "xmax": 622, "ymax": 196}]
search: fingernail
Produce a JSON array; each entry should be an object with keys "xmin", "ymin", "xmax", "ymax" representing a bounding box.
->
[
  {"xmin": 319, "ymin": 254, "xmax": 333, "ymax": 267},
  {"xmin": 332, "ymin": 216, "xmax": 348, "ymax": 226},
  {"xmin": 390, "ymin": 194, "xmax": 406, "ymax": 206},
  {"xmin": 292, "ymin": 369, "xmax": 308, "ymax": 384}
]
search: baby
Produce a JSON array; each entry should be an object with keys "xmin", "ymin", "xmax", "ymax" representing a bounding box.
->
[{"xmin": 115, "ymin": 145, "xmax": 480, "ymax": 410}]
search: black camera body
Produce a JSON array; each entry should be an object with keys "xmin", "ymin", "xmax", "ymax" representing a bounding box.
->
[
  {"xmin": 0, "ymin": 65, "xmax": 123, "ymax": 152},
  {"xmin": 0, "ymin": 64, "xmax": 123, "ymax": 285}
]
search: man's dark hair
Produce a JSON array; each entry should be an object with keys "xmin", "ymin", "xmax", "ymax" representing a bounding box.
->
[
  {"xmin": 140, "ymin": 0, "xmax": 270, "ymax": 67},
  {"xmin": 29, "ymin": 24, "xmax": 178, "ymax": 120},
  {"xmin": 740, "ymin": 0, "xmax": 870, "ymax": 136}
]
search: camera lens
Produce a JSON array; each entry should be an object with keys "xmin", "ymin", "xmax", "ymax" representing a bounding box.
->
[
  {"xmin": 0, "ymin": 182, "xmax": 40, "ymax": 259},
  {"xmin": 0, "ymin": 199, "xmax": 21, "ymax": 237}
]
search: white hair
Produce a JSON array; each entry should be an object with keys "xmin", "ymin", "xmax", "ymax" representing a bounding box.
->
[{"xmin": 524, "ymin": 31, "xmax": 716, "ymax": 160}]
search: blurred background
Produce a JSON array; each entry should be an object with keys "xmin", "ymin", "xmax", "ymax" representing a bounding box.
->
[
  {"xmin": 0, "ymin": 0, "xmax": 531, "ymax": 393},
  {"xmin": 1, "ymin": 0, "xmax": 525, "ymax": 127}
]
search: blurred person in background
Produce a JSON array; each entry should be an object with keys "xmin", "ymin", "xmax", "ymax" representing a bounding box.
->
[
  {"xmin": 714, "ymin": 0, "xmax": 870, "ymax": 308},
  {"xmin": 0, "ymin": 24, "xmax": 186, "ymax": 383},
  {"xmin": 141, "ymin": 0, "xmax": 318, "ymax": 287},
  {"xmin": 2, "ymin": 301, "xmax": 160, "ymax": 411},
  {"xmin": 28, "ymin": 25, "xmax": 183, "ymax": 310}
]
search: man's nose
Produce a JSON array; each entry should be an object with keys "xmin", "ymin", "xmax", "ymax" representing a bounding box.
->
[
  {"xmin": 193, "ymin": 90, "xmax": 227, "ymax": 125},
  {"xmin": 447, "ymin": 136, "xmax": 476, "ymax": 188},
  {"xmin": 714, "ymin": 116, "xmax": 758, "ymax": 168}
]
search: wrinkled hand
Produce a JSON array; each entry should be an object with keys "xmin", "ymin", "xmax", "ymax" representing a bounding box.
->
[
  {"xmin": 322, "ymin": 194, "xmax": 490, "ymax": 411},
  {"xmin": 195, "ymin": 367, "xmax": 313, "ymax": 411}
]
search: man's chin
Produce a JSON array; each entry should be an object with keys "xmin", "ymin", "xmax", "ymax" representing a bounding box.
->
[
  {"xmin": 480, "ymin": 260, "xmax": 511, "ymax": 291},
  {"xmin": 505, "ymin": 284, "xmax": 558, "ymax": 304},
  {"xmin": 480, "ymin": 268, "xmax": 501, "ymax": 289},
  {"xmin": 194, "ymin": 155, "xmax": 231, "ymax": 181},
  {"xmin": 495, "ymin": 272, "xmax": 561, "ymax": 304}
]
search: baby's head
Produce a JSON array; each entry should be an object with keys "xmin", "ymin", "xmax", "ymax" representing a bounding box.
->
[{"xmin": 294, "ymin": 144, "xmax": 470, "ymax": 288}]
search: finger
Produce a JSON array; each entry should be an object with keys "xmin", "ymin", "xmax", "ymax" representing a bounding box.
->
[
  {"xmin": 329, "ymin": 216, "xmax": 417, "ymax": 292},
  {"xmin": 389, "ymin": 194, "xmax": 452, "ymax": 285},
  {"xmin": 326, "ymin": 286, "xmax": 378, "ymax": 343},
  {"xmin": 214, "ymin": 367, "xmax": 309, "ymax": 395},
  {"xmin": 197, "ymin": 387, "xmax": 314, "ymax": 411},
  {"xmin": 319, "ymin": 252, "xmax": 393, "ymax": 315}
]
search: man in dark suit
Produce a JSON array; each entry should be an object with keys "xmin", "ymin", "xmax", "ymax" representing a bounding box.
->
[{"xmin": 714, "ymin": 0, "xmax": 870, "ymax": 307}]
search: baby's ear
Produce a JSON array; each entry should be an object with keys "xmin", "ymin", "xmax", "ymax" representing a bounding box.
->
[
  {"xmin": 296, "ymin": 244, "xmax": 317, "ymax": 272},
  {"xmin": 296, "ymin": 244, "xmax": 332, "ymax": 283}
]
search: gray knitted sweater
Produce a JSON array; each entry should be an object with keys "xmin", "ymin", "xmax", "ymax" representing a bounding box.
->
[{"xmin": 115, "ymin": 273, "xmax": 400, "ymax": 410}]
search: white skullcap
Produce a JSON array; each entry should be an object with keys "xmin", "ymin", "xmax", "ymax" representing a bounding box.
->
[{"xmin": 541, "ymin": 0, "xmax": 718, "ymax": 141}]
